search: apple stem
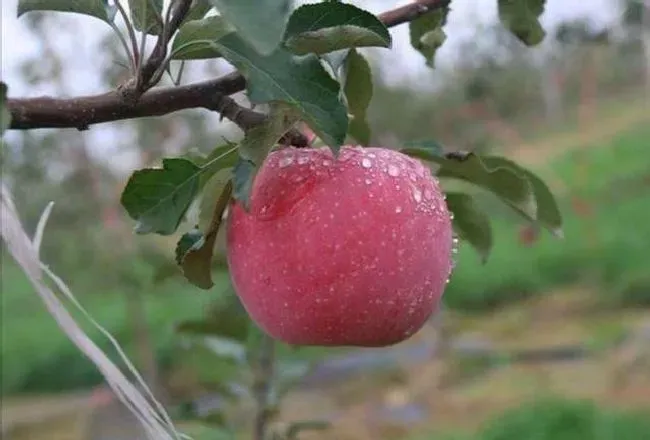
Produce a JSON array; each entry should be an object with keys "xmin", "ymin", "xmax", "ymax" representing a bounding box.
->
[{"xmin": 252, "ymin": 334, "xmax": 276, "ymax": 440}]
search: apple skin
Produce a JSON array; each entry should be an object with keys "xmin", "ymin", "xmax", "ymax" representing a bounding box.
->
[{"xmin": 226, "ymin": 146, "xmax": 454, "ymax": 347}]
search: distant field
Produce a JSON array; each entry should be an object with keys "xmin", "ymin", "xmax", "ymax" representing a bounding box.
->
[{"xmin": 2, "ymin": 121, "xmax": 649, "ymax": 395}]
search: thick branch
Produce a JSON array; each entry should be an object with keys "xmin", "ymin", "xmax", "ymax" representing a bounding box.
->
[
  {"xmin": 7, "ymin": 0, "xmax": 450, "ymax": 132},
  {"xmin": 8, "ymin": 73, "xmax": 245, "ymax": 130}
]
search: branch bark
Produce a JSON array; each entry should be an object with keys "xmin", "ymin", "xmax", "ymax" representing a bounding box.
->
[{"xmin": 7, "ymin": 0, "xmax": 450, "ymax": 133}]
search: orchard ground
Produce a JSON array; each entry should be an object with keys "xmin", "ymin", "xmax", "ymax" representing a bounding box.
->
[{"xmin": 2, "ymin": 95, "xmax": 650, "ymax": 439}]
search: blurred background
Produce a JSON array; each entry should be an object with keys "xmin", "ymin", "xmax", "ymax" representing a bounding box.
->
[{"xmin": 1, "ymin": 0, "xmax": 649, "ymax": 439}]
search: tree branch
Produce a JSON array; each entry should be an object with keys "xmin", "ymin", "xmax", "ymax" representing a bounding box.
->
[
  {"xmin": 8, "ymin": 73, "xmax": 245, "ymax": 130},
  {"xmin": 379, "ymin": 0, "xmax": 450, "ymax": 27},
  {"xmin": 7, "ymin": 0, "xmax": 450, "ymax": 133}
]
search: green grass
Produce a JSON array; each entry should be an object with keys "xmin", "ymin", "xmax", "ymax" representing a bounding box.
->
[
  {"xmin": 414, "ymin": 397, "xmax": 650, "ymax": 440},
  {"xmin": 0, "ymin": 261, "xmax": 225, "ymax": 395}
]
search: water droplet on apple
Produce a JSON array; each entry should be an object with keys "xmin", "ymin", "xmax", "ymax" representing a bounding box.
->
[
  {"xmin": 365, "ymin": 179, "xmax": 372, "ymax": 185},
  {"xmin": 297, "ymin": 155, "xmax": 310, "ymax": 165},
  {"xmin": 279, "ymin": 156, "xmax": 294, "ymax": 168},
  {"xmin": 323, "ymin": 160, "xmax": 332, "ymax": 166},
  {"xmin": 362, "ymin": 158, "xmax": 372, "ymax": 168},
  {"xmin": 388, "ymin": 164, "xmax": 400, "ymax": 177},
  {"xmin": 395, "ymin": 206, "xmax": 403, "ymax": 213},
  {"xmin": 413, "ymin": 187, "xmax": 422, "ymax": 203}
]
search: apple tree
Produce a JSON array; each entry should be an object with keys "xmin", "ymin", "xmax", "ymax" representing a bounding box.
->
[{"xmin": 1, "ymin": 0, "xmax": 563, "ymax": 438}]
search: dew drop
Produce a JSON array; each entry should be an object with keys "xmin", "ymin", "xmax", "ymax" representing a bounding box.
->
[
  {"xmin": 413, "ymin": 187, "xmax": 422, "ymax": 203},
  {"xmin": 297, "ymin": 156, "xmax": 310, "ymax": 165},
  {"xmin": 395, "ymin": 206, "xmax": 403, "ymax": 213},
  {"xmin": 323, "ymin": 160, "xmax": 332, "ymax": 166},
  {"xmin": 387, "ymin": 164, "xmax": 400, "ymax": 177},
  {"xmin": 368, "ymin": 153, "xmax": 376, "ymax": 158},
  {"xmin": 279, "ymin": 156, "xmax": 294, "ymax": 168},
  {"xmin": 365, "ymin": 179, "xmax": 372, "ymax": 185},
  {"xmin": 424, "ymin": 189, "xmax": 432, "ymax": 200},
  {"xmin": 449, "ymin": 212, "xmax": 455, "ymax": 220},
  {"xmin": 362, "ymin": 158, "xmax": 372, "ymax": 168}
]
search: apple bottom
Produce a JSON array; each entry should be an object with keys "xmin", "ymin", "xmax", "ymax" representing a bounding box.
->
[{"xmin": 226, "ymin": 210, "xmax": 450, "ymax": 347}]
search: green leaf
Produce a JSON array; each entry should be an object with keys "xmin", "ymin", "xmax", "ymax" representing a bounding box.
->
[
  {"xmin": 321, "ymin": 49, "xmax": 350, "ymax": 77},
  {"xmin": 232, "ymin": 158, "xmax": 256, "ymax": 210},
  {"xmin": 176, "ymin": 180, "xmax": 232, "ymax": 289},
  {"xmin": 401, "ymin": 146, "xmax": 537, "ymax": 221},
  {"xmin": 498, "ymin": 0, "xmax": 547, "ymax": 46},
  {"xmin": 183, "ymin": 142, "xmax": 239, "ymax": 188},
  {"xmin": 232, "ymin": 103, "xmax": 299, "ymax": 207},
  {"xmin": 283, "ymin": 2, "xmax": 391, "ymax": 55},
  {"xmin": 182, "ymin": 142, "xmax": 238, "ymax": 231},
  {"xmin": 17, "ymin": 0, "xmax": 113, "ymax": 23},
  {"xmin": 409, "ymin": 6, "xmax": 450, "ymax": 67},
  {"xmin": 175, "ymin": 228, "xmax": 206, "ymax": 264},
  {"xmin": 177, "ymin": 293, "xmax": 250, "ymax": 342},
  {"xmin": 198, "ymin": 168, "xmax": 233, "ymax": 229},
  {"xmin": 210, "ymin": 33, "xmax": 348, "ymax": 150},
  {"xmin": 121, "ymin": 158, "xmax": 201, "ymax": 235},
  {"xmin": 183, "ymin": 0, "xmax": 213, "ymax": 23},
  {"xmin": 208, "ymin": 0, "xmax": 291, "ymax": 55},
  {"xmin": 444, "ymin": 192, "xmax": 493, "ymax": 263},
  {"xmin": 342, "ymin": 49, "xmax": 372, "ymax": 145},
  {"xmin": 177, "ymin": 230, "xmax": 217, "ymax": 289},
  {"xmin": 1, "ymin": 82, "xmax": 11, "ymax": 137},
  {"xmin": 172, "ymin": 15, "xmax": 234, "ymax": 60},
  {"xmin": 481, "ymin": 156, "xmax": 563, "ymax": 236},
  {"xmin": 129, "ymin": 0, "xmax": 163, "ymax": 35}
]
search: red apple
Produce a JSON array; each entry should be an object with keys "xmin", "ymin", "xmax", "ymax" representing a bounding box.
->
[{"xmin": 226, "ymin": 146, "xmax": 454, "ymax": 347}]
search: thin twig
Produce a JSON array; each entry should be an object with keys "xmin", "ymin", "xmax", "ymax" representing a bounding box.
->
[
  {"xmin": 136, "ymin": 0, "xmax": 193, "ymax": 94},
  {"xmin": 109, "ymin": 23, "xmax": 136, "ymax": 73},
  {"xmin": 115, "ymin": 0, "xmax": 141, "ymax": 68}
]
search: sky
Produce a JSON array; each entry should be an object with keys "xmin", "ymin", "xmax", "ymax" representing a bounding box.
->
[{"xmin": 0, "ymin": 0, "xmax": 625, "ymax": 171}]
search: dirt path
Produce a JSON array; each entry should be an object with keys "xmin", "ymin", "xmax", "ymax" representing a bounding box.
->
[{"xmin": 504, "ymin": 100, "xmax": 649, "ymax": 168}]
